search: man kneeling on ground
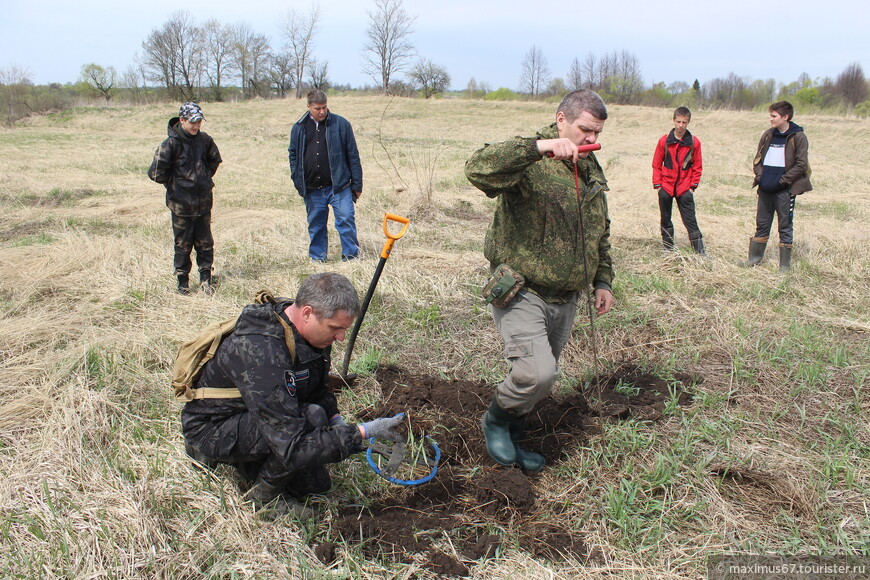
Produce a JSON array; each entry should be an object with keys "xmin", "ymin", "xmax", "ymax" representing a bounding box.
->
[{"xmin": 181, "ymin": 272, "xmax": 402, "ymax": 516}]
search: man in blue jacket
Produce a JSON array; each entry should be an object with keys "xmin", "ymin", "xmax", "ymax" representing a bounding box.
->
[{"xmin": 289, "ymin": 91, "xmax": 363, "ymax": 262}]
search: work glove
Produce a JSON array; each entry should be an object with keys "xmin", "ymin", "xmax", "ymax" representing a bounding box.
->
[
  {"xmin": 330, "ymin": 414, "xmax": 348, "ymax": 427},
  {"xmin": 359, "ymin": 413, "xmax": 406, "ymax": 442}
]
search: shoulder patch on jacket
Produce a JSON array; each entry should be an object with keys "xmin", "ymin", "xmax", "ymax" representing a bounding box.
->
[{"xmin": 284, "ymin": 370, "xmax": 297, "ymax": 397}]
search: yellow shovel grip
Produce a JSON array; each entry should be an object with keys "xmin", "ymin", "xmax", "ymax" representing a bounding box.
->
[{"xmin": 380, "ymin": 213, "xmax": 410, "ymax": 259}]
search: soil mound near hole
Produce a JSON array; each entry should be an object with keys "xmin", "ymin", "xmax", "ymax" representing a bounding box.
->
[{"xmin": 325, "ymin": 364, "xmax": 695, "ymax": 575}]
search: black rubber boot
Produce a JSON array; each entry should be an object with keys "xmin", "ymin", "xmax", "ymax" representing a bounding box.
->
[
  {"xmin": 661, "ymin": 227, "xmax": 675, "ymax": 251},
  {"xmin": 508, "ymin": 416, "xmax": 546, "ymax": 472},
  {"xmin": 779, "ymin": 244, "xmax": 793, "ymax": 273},
  {"xmin": 184, "ymin": 441, "xmax": 218, "ymax": 469},
  {"xmin": 200, "ymin": 270, "xmax": 215, "ymax": 295},
  {"xmin": 690, "ymin": 236, "xmax": 706, "ymax": 256},
  {"xmin": 740, "ymin": 237, "xmax": 767, "ymax": 267},
  {"xmin": 481, "ymin": 398, "xmax": 517, "ymax": 466},
  {"xmin": 177, "ymin": 273, "xmax": 190, "ymax": 295},
  {"xmin": 244, "ymin": 477, "xmax": 316, "ymax": 520}
]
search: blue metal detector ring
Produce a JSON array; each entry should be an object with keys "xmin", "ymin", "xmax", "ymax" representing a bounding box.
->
[{"xmin": 365, "ymin": 436, "xmax": 441, "ymax": 486}]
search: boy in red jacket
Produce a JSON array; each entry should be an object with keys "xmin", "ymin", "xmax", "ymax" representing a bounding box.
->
[{"xmin": 652, "ymin": 107, "xmax": 705, "ymax": 254}]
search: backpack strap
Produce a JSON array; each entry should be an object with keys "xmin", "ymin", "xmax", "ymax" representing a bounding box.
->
[
  {"xmin": 273, "ymin": 312, "xmax": 297, "ymax": 364},
  {"xmin": 182, "ymin": 312, "xmax": 297, "ymax": 401},
  {"xmin": 180, "ymin": 386, "xmax": 242, "ymax": 401}
]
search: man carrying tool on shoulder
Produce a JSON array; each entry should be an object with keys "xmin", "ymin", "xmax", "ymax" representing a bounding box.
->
[
  {"xmin": 181, "ymin": 272, "xmax": 403, "ymax": 517},
  {"xmin": 465, "ymin": 89, "xmax": 615, "ymax": 472}
]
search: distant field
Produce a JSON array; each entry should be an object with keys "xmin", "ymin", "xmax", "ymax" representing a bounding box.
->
[{"xmin": 0, "ymin": 97, "xmax": 867, "ymax": 578}]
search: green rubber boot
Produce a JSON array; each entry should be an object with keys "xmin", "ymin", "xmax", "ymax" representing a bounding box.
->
[
  {"xmin": 740, "ymin": 237, "xmax": 767, "ymax": 267},
  {"xmin": 508, "ymin": 415, "xmax": 546, "ymax": 472},
  {"xmin": 481, "ymin": 398, "xmax": 517, "ymax": 466},
  {"xmin": 779, "ymin": 244, "xmax": 793, "ymax": 273}
]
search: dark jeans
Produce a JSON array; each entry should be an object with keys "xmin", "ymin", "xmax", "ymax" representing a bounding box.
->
[
  {"xmin": 171, "ymin": 211, "xmax": 214, "ymax": 276},
  {"xmin": 658, "ymin": 189, "xmax": 702, "ymax": 243},
  {"xmin": 753, "ymin": 189, "xmax": 795, "ymax": 245}
]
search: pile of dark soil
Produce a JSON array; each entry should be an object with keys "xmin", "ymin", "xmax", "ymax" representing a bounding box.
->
[{"xmin": 320, "ymin": 364, "xmax": 696, "ymax": 576}]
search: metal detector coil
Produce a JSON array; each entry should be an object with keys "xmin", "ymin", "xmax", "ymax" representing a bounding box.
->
[{"xmin": 365, "ymin": 437, "xmax": 441, "ymax": 486}]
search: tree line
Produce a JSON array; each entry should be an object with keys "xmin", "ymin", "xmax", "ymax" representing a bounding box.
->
[
  {"xmin": 1, "ymin": 0, "xmax": 868, "ymax": 125},
  {"xmin": 515, "ymin": 45, "xmax": 868, "ymax": 114}
]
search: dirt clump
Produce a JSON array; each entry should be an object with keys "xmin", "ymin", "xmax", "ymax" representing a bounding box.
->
[
  {"xmin": 471, "ymin": 466, "xmax": 535, "ymax": 513},
  {"xmin": 313, "ymin": 541, "xmax": 336, "ymax": 565}
]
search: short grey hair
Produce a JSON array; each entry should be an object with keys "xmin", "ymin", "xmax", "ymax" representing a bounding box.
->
[
  {"xmin": 296, "ymin": 272, "xmax": 359, "ymax": 319},
  {"xmin": 557, "ymin": 89, "xmax": 608, "ymax": 122},
  {"xmin": 306, "ymin": 89, "xmax": 327, "ymax": 105}
]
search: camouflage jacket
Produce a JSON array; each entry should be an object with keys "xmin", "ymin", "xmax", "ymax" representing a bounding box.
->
[
  {"xmin": 148, "ymin": 117, "xmax": 222, "ymax": 216},
  {"xmin": 465, "ymin": 123, "xmax": 614, "ymax": 296},
  {"xmin": 181, "ymin": 300, "xmax": 362, "ymax": 470}
]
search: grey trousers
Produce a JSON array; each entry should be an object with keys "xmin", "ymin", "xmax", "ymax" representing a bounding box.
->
[{"xmin": 490, "ymin": 289, "xmax": 578, "ymax": 416}]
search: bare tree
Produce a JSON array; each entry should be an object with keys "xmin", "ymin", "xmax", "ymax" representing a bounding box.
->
[
  {"xmin": 202, "ymin": 19, "xmax": 235, "ymax": 101},
  {"xmin": 609, "ymin": 50, "xmax": 643, "ymax": 103},
  {"xmin": 519, "ymin": 45, "xmax": 550, "ymax": 96},
  {"xmin": 0, "ymin": 64, "xmax": 32, "ymax": 125},
  {"xmin": 408, "ymin": 59, "xmax": 450, "ymax": 98},
  {"xmin": 307, "ymin": 58, "xmax": 330, "ymax": 91},
  {"xmin": 567, "ymin": 57, "xmax": 583, "ymax": 90},
  {"xmin": 362, "ymin": 0, "xmax": 416, "ymax": 93},
  {"xmin": 120, "ymin": 56, "xmax": 150, "ymax": 104},
  {"xmin": 836, "ymin": 62, "xmax": 867, "ymax": 107},
  {"xmin": 281, "ymin": 4, "xmax": 321, "ymax": 98},
  {"xmin": 231, "ymin": 23, "xmax": 272, "ymax": 99},
  {"xmin": 141, "ymin": 11, "xmax": 203, "ymax": 100},
  {"xmin": 748, "ymin": 78, "xmax": 777, "ymax": 104},
  {"xmin": 79, "ymin": 64, "xmax": 117, "ymax": 104},
  {"xmin": 269, "ymin": 50, "xmax": 296, "ymax": 98},
  {"xmin": 703, "ymin": 72, "xmax": 750, "ymax": 108},
  {"xmin": 667, "ymin": 80, "xmax": 690, "ymax": 95},
  {"xmin": 466, "ymin": 77, "xmax": 479, "ymax": 99},
  {"xmin": 247, "ymin": 33, "xmax": 273, "ymax": 98},
  {"xmin": 581, "ymin": 53, "xmax": 598, "ymax": 90}
]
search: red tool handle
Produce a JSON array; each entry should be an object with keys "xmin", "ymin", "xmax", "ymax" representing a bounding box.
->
[{"xmin": 546, "ymin": 143, "xmax": 601, "ymax": 158}]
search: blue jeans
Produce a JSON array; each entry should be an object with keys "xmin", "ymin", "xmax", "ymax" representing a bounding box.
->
[{"xmin": 303, "ymin": 185, "xmax": 359, "ymax": 261}]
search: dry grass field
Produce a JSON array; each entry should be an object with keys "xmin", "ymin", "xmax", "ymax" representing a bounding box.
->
[{"xmin": 0, "ymin": 96, "xmax": 868, "ymax": 579}]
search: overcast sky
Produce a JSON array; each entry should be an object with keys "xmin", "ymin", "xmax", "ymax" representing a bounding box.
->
[{"xmin": 2, "ymin": 0, "xmax": 867, "ymax": 91}]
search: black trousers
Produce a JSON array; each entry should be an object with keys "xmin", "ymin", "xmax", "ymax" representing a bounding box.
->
[
  {"xmin": 171, "ymin": 211, "xmax": 214, "ymax": 276},
  {"xmin": 753, "ymin": 189, "xmax": 795, "ymax": 245},
  {"xmin": 658, "ymin": 189, "xmax": 702, "ymax": 242}
]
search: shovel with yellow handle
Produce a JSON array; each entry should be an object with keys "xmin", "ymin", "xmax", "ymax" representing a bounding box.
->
[{"xmin": 337, "ymin": 213, "xmax": 410, "ymax": 383}]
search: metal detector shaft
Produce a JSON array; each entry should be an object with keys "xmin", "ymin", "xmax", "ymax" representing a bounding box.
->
[{"xmin": 340, "ymin": 213, "xmax": 410, "ymax": 378}]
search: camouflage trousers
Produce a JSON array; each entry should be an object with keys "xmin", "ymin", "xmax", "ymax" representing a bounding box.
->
[
  {"xmin": 185, "ymin": 403, "xmax": 332, "ymax": 498},
  {"xmin": 171, "ymin": 211, "xmax": 214, "ymax": 276}
]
